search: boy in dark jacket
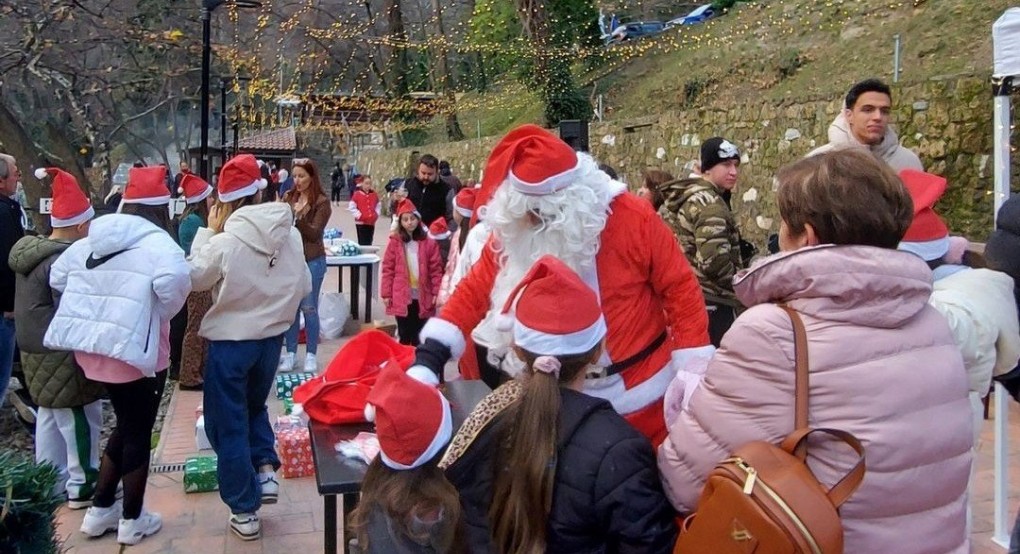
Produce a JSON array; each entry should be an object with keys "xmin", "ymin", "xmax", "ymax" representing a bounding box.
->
[{"xmin": 9, "ymin": 167, "xmax": 104, "ymax": 507}]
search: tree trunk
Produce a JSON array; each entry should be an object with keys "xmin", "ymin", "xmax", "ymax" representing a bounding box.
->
[
  {"xmin": 429, "ymin": 0, "xmax": 465, "ymax": 140},
  {"xmin": 384, "ymin": 0, "xmax": 410, "ymax": 98}
]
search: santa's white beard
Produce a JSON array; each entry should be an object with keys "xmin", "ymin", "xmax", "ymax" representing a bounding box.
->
[{"xmin": 474, "ymin": 156, "xmax": 615, "ymax": 373}]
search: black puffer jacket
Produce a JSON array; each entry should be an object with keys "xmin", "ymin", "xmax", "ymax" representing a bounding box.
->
[
  {"xmin": 8, "ymin": 235, "xmax": 104, "ymax": 408},
  {"xmin": 445, "ymin": 387, "xmax": 678, "ymax": 554}
]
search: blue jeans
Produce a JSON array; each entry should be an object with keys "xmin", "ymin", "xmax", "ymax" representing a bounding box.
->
[
  {"xmin": 203, "ymin": 336, "xmax": 283, "ymax": 514},
  {"xmin": 0, "ymin": 317, "xmax": 15, "ymax": 406},
  {"xmin": 285, "ymin": 255, "xmax": 327, "ymax": 355}
]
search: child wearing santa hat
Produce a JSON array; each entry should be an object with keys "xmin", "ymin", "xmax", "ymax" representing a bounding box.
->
[
  {"xmin": 442, "ymin": 255, "xmax": 678, "ymax": 553},
  {"xmin": 347, "ymin": 362, "xmax": 461, "ymax": 553},
  {"xmin": 427, "ymin": 217, "xmax": 452, "ymax": 267},
  {"xmin": 437, "ymin": 186, "xmax": 476, "ymax": 307},
  {"xmin": 44, "ymin": 165, "xmax": 191, "ymax": 546},
  {"xmin": 381, "ymin": 199, "xmax": 444, "ymax": 346},
  {"xmin": 187, "ymin": 154, "xmax": 311, "ymax": 541},
  {"xmin": 175, "ymin": 173, "xmax": 215, "ymax": 390},
  {"xmin": 348, "ymin": 174, "xmax": 380, "ymax": 246},
  {"xmin": 10, "ymin": 167, "xmax": 104, "ymax": 511}
]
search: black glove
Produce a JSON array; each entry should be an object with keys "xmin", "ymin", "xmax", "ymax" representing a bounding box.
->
[
  {"xmin": 767, "ymin": 233, "xmax": 780, "ymax": 255},
  {"xmin": 413, "ymin": 338, "xmax": 452, "ymax": 382}
]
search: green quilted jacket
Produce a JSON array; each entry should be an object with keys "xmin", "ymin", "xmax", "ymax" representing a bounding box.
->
[{"xmin": 9, "ymin": 235, "xmax": 104, "ymax": 408}]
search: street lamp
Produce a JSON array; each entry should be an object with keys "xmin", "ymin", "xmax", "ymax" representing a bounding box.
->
[{"xmin": 200, "ymin": 0, "xmax": 261, "ymax": 181}]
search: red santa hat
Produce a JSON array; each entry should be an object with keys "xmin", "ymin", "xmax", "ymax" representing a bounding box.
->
[
  {"xmin": 395, "ymin": 198, "xmax": 420, "ymax": 219},
  {"xmin": 500, "ymin": 255, "xmax": 606, "ymax": 356},
  {"xmin": 34, "ymin": 167, "xmax": 94, "ymax": 228},
  {"xmin": 898, "ymin": 169, "xmax": 950, "ymax": 261},
  {"xmin": 454, "ymin": 187, "xmax": 476, "ymax": 218},
  {"xmin": 217, "ymin": 154, "xmax": 268, "ymax": 203},
  {"xmin": 472, "ymin": 124, "xmax": 580, "ymax": 225},
  {"xmin": 122, "ymin": 166, "xmax": 171, "ymax": 206},
  {"xmin": 427, "ymin": 218, "xmax": 451, "ymax": 240},
  {"xmin": 364, "ymin": 362, "xmax": 452, "ymax": 470},
  {"xmin": 178, "ymin": 173, "xmax": 213, "ymax": 205}
]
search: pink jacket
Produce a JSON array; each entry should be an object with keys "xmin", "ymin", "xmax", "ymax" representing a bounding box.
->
[
  {"xmin": 659, "ymin": 245, "xmax": 972, "ymax": 554},
  {"xmin": 381, "ymin": 234, "xmax": 443, "ymax": 318}
]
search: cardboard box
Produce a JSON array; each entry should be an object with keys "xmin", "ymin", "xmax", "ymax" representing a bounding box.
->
[
  {"xmin": 184, "ymin": 456, "xmax": 218, "ymax": 493},
  {"xmin": 275, "ymin": 372, "xmax": 316, "ymax": 400}
]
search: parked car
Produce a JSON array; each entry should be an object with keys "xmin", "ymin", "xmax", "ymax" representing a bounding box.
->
[
  {"xmin": 609, "ymin": 21, "xmax": 667, "ymax": 44},
  {"xmin": 666, "ymin": 4, "xmax": 716, "ymax": 27}
]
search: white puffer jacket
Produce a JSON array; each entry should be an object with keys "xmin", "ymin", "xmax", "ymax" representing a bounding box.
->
[{"xmin": 45, "ymin": 214, "xmax": 191, "ymax": 376}]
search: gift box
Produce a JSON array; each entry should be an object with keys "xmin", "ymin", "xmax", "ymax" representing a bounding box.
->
[
  {"xmin": 282, "ymin": 398, "xmax": 295, "ymax": 415},
  {"xmin": 276, "ymin": 426, "xmax": 315, "ymax": 479},
  {"xmin": 196, "ymin": 415, "xmax": 212, "ymax": 451},
  {"xmin": 184, "ymin": 456, "xmax": 218, "ymax": 493},
  {"xmin": 276, "ymin": 372, "xmax": 316, "ymax": 400}
]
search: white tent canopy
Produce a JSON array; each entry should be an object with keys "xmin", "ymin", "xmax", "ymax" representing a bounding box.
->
[{"xmin": 991, "ymin": 8, "xmax": 1018, "ymax": 550}]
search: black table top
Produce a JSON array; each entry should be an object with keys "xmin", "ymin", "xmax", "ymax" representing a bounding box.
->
[{"xmin": 308, "ymin": 379, "xmax": 492, "ymax": 495}]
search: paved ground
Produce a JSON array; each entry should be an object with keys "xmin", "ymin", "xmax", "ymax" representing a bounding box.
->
[{"xmin": 54, "ymin": 206, "xmax": 1020, "ymax": 552}]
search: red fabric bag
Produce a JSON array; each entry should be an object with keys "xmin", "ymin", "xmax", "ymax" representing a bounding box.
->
[{"xmin": 292, "ymin": 330, "xmax": 415, "ymax": 424}]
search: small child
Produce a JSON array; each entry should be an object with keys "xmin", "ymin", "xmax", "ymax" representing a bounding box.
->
[
  {"xmin": 381, "ymin": 200, "xmax": 443, "ymax": 346},
  {"xmin": 348, "ymin": 175, "xmax": 380, "ymax": 246},
  {"xmin": 427, "ymin": 218, "xmax": 452, "ymax": 268},
  {"xmin": 10, "ymin": 167, "xmax": 104, "ymax": 508},
  {"xmin": 349, "ymin": 363, "xmax": 460, "ymax": 553}
]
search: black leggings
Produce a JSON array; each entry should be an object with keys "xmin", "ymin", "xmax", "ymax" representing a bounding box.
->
[
  {"xmin": 331, "ymin": 188, "xmax": 342, "ymax": 202},
  {"xmin": 93, "ymin": 370, "xmax": 167, "ymax": 519},
  {"xmin": 395, "ymin": 300, "xmax": 427, "ymax": 346},
  {"xmin": 707, "ymin": 304, "xmax": 737, "ymax": 347},
  {"xmin": 355, "ymin": 224, "xmax": 375, "ymax": 246}
]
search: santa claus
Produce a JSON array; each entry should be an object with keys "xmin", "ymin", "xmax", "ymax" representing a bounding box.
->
[{"xmin": 409, "ymin": 124, "xmax": 712, "ymax": 443}]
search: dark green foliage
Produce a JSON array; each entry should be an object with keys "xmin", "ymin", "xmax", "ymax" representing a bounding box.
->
[
  {"xmin": 711, "ymin": 0, "xmax": 743, "ymax": 11},
  {"xmin": 543, "ymin": 60, "xmax": 592, "ymax": 125},
  {"xmin": 0, "ymin": 450, "xmax": 63, "ymax": 554}
]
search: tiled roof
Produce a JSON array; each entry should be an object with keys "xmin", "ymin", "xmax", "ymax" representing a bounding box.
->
[{"xmin": 234, "ymin": 127, "xmax": 297, "ymax": 152}]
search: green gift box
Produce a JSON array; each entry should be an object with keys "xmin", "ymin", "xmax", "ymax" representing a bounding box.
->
[
  {"xmin": 276, "ymin": 372, "xmax": 315, "ymax": 400},
  {"xmin": 184, "ymin": 456, "xmax": 218, "ymax": 493},
  {"xmin": 283, "ymin": 398, "xmax": 295, "ymax": 415}
]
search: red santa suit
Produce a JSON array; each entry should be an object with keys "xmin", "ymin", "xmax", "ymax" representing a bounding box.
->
[{"xmin": 414, "ymin": 125, "xmax": 712, "ymax": 444}]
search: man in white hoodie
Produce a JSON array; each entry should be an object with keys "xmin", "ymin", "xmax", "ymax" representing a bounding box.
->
[{"xmin": 808, "ymin": 78, "xmax": 923, "ymax": 172}]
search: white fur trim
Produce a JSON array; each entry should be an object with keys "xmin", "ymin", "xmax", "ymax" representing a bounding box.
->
[
  {"xmin": 34, "ymin": 168, "xmax": 49, "ymax": 180},
  {"xmin": 122, "ymin": 194, "xmax": 171, "ymax": 206},
  {"xmin": 257, "ymin": 178, "xmax": 268, "ymax": 190},
  {"xmin": 583, "ymin": 359, "xmax": 677, "ymax": 415},
  {"xmin": 899, "ymin": 238, "xmax": 950, "ymax": 262},
  {"xmin": 455, "ymin": 206, "xmax": 473, "ymax": 218},
  {"xmin": 419, "ymin": 318, "xmax": 466, "ymax": 359},
  {"xmin": 218, "ymin": 182, "xmax": 259, "ymax": 203},
  {"xmin": 512, "ymin": 316, "xmax": 606, "ymax": 356},
  {"xmin": 186, "ymin": 185, "xmax": 213, "ymax": 204},
  {"xmin": 364, "ymin": 403, "xmax": 376, "ymax": 422},
  {"xmin": 606, "ymin": 178, "xmax": 628, "ymax": 199},
  {"xmin": 50, "ymin": 205, "xmax": 94, "ymax": 228},
  {"xmin": 508, "ymin": 157, "xmax": 581, "ymax": 196},
  {"xmin": 379, "ymin": 395, "xmax": 452, "ymax": 470},
  {"xmin": 428, "ymin": 230, "xmax": 452, "ymax": 241},
  {"xmin": 494, "ymin": 313, "xmax": 514, "ymax": 333},
  {"xmin": 406, "ymin": 365, "xmax": 440, "ymax": 386}
]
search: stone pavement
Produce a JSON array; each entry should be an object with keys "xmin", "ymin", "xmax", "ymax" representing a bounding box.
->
[{"xmin": 52, "ymin": 205, "xmax": 1020, "ymax": 552}]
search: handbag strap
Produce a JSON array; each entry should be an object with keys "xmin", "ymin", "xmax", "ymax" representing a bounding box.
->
[
  {"xmin": 780, "ymin": 428, "xmax": 867, "ymax": 508},
  {"xmin": 777, "ymin": 304, "xmax": 809, "ymax": 432}
]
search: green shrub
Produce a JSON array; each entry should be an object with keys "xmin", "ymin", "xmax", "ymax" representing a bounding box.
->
[{"xmin": 0, "ymin": 450, "xmax": 62, "ymax": 554}]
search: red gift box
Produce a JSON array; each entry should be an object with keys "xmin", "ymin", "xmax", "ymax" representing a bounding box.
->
[{"xmin": 276, "ymin": 427, "xmax": 314, "ymax": 479}]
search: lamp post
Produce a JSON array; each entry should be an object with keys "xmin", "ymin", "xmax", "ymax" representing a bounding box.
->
[{"xmin": 200, "ymin": 0, "xmax": 261, "ymax": 180}]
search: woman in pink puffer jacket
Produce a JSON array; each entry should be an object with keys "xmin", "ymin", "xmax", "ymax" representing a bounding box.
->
[{"xmin": 659, "ymin": 149, "xmax": 973, "ymax": 554}]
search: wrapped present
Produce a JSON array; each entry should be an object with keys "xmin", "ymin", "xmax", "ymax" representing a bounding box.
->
[
  {"xmin": 196, "ymin": 415, "xmax": 212, "ymax": 451},
  {"xmin": 276, "ymin": 372, "xmax": 316, "ymax": 400},
  {"xmin": 184, "ymin": 456, "xmax": 218, "ymax": 493},
  {"xmin": 276, "ymin": 426, "xmax": 315, "ymax": 479},
  {"xmin": 282, "ymin": 398, "xmax": 294, "ymax": 415}
]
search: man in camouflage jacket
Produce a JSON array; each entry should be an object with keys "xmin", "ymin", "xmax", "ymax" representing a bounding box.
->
[{"xmin": 659, "ymin": 137, "xmax": 746, "ymax": 346}]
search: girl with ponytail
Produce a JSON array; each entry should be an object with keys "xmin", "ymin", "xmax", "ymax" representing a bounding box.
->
[{"xmin": 441, "ymin": 255, "xmax": 677, "ymax": 554}]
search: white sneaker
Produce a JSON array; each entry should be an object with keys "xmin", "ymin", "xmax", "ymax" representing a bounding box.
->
[
  {"xmin": 304, "ymin": 353, "xmax": 317, "ymax": 372},
  {"xmin": 80, "ymin": 500, "xmax": 121, "ymax": 537},
  {"xmin": 277, "ymin": 352, "xmax": 295, "ymax": 372},
  {"xmin": 118, "ymin": 511, "xmax": 162, "ymax": 545},
  {"xmin": 258, "ymin": 470, "xmax": 279, "ymax": 504},
  {"xmin": 230, "ymin": 512, "xmax": 261, "ymax": 541}
]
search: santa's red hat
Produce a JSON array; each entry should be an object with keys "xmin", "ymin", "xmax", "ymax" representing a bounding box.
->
[
  {"xmin": 427, "ymin": 218, "xmax": 451, "ymax": 240},
  {"xmin": 473, "ymin": 124, "xmax": 579, "ymax": 224},
  {"xmin": 395, "ymin": 198, "xmax": 420, "ymax": 219},
  {"xmin": 122, "ymin": 166, "xmax": 171, "ymax": 206},
  {"xmin": 217, "ymin": 154, "xmax": 268, "ymax": 203},
  {"xmin": 501, "ymin": 255, "xmax": 605, "ymax": 356},
  {"xmin": 454, "ymin": 187, "xmax": 476, "ymax": 218},
  {"xmin": 178, "ymin": 173, "xmax": 213, "ymax": 205},
  {"xmin": 899, "ymin": 169, "xmax": 950, "ymax": 261},
  {"xmin": 34, "ymin": 167, "xmax": 94, "ymax": 227},
  {"xmin": 364, "ymin": 362, "xmax": 451, "ymax": 470}
]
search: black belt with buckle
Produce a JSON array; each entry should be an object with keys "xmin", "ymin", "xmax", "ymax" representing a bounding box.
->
[{"xmin": 602, "ymin": 331, "xmax": 668, "ymax": 377}]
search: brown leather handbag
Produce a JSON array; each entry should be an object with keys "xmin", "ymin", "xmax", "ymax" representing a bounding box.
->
[{"xmin": 673, "ymin": 306, "xmax": 866, "ymax": 554}]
